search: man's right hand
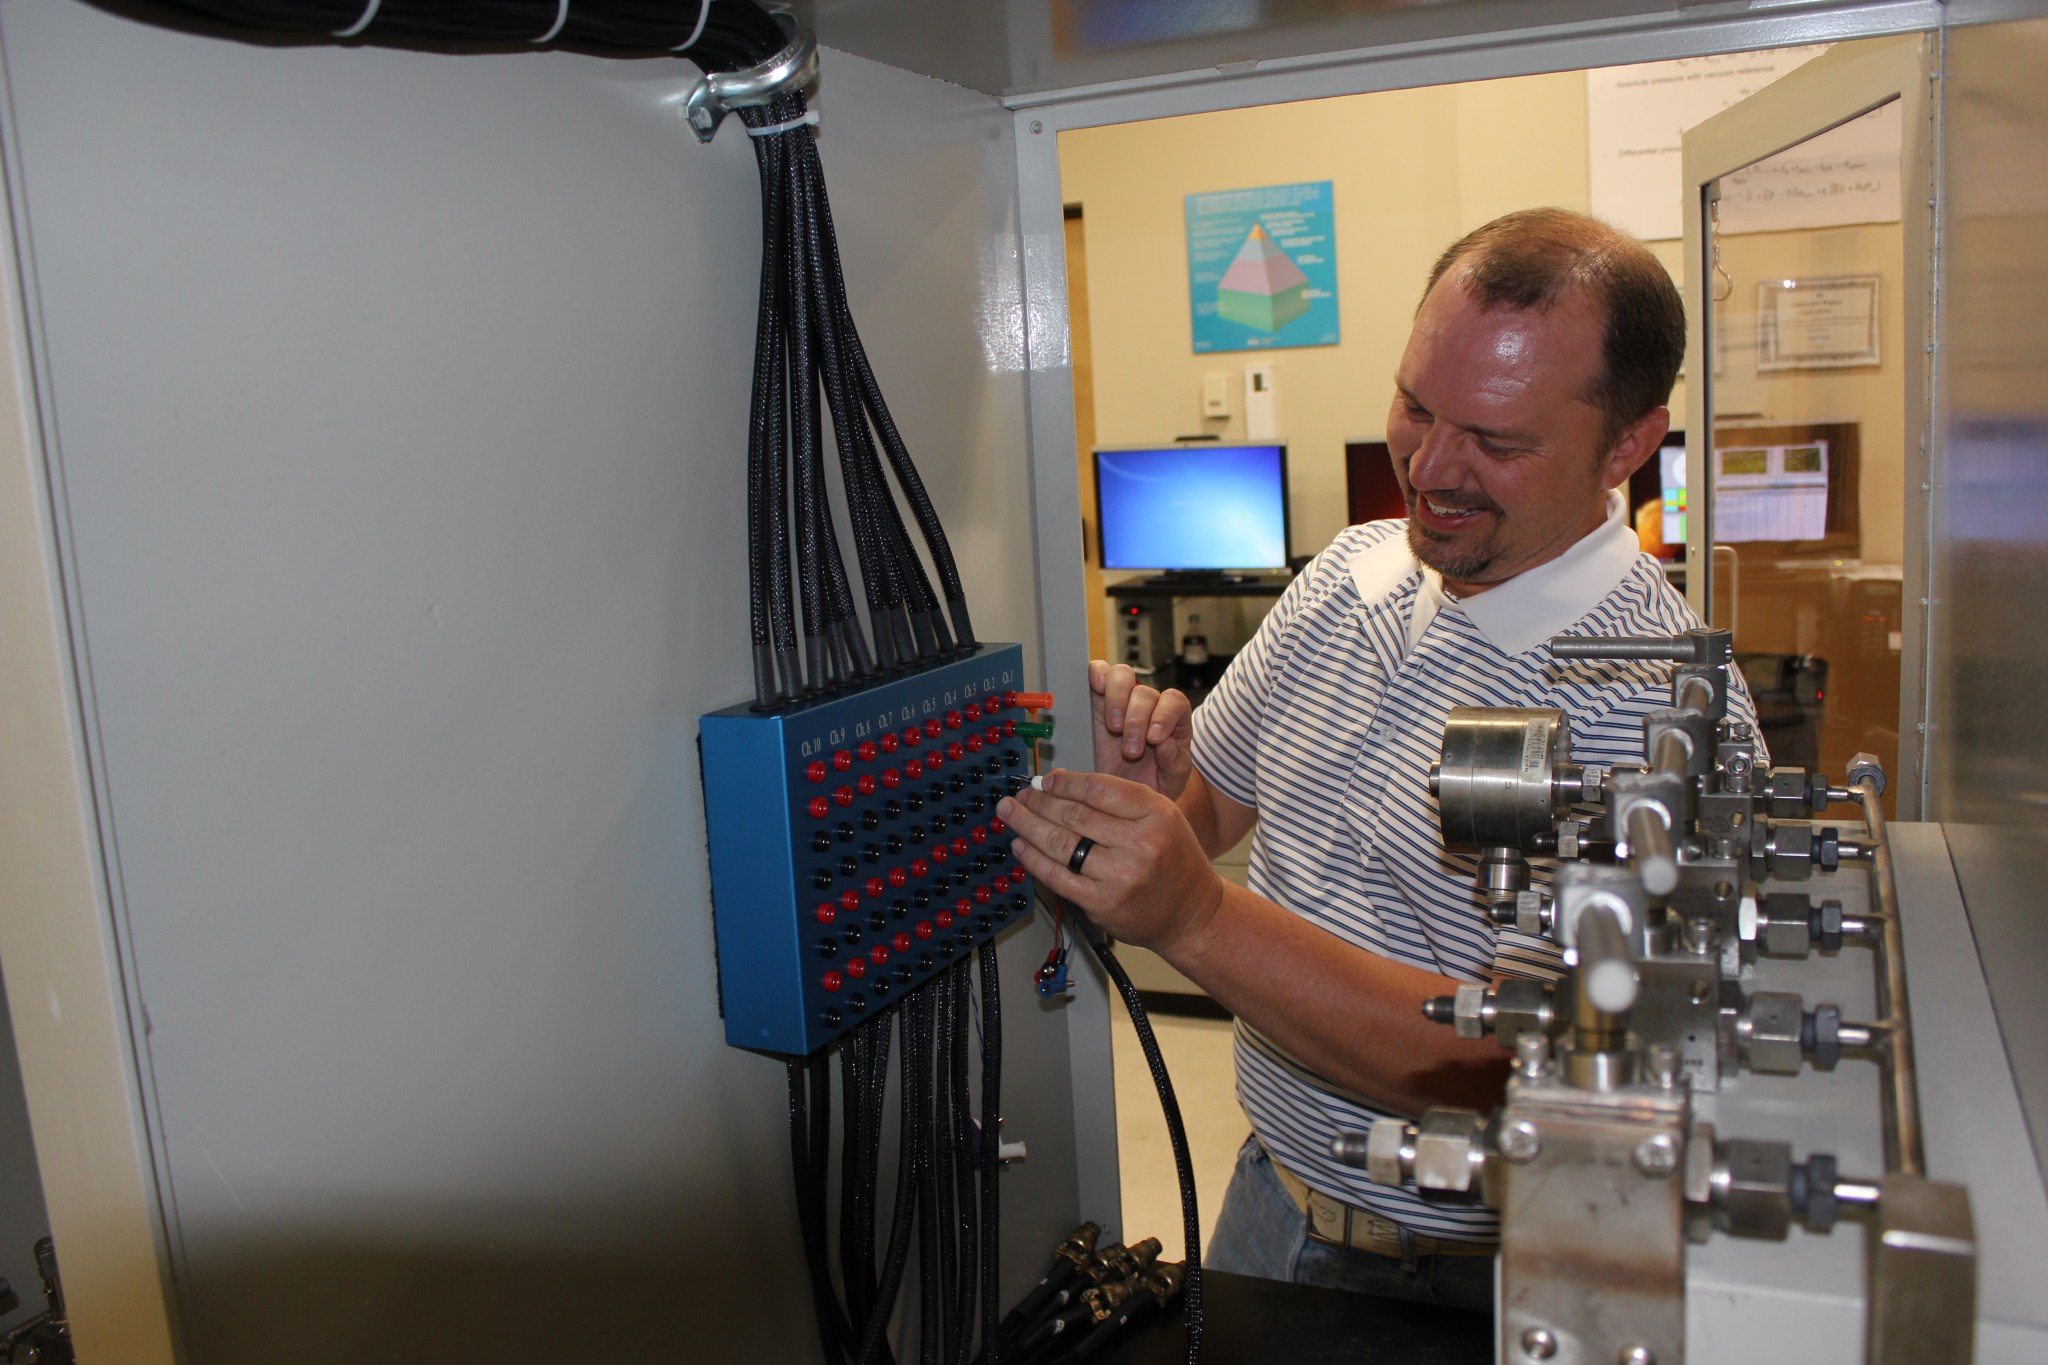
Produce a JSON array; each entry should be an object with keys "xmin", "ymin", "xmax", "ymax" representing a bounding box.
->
[{"xmin": 1090, "ymin": 659, "xmax": 1194, "ymax": 800}]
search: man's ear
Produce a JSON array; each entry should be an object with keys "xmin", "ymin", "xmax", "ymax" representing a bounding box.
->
[{"xmin": 1601, "ymin": 406, "xmax": 1672, "ymax": 490}]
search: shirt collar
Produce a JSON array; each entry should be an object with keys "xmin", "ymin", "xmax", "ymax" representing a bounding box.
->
[{"xmin": 1349, "ymin": 491, "xmax": 1640, "ymax": 656}]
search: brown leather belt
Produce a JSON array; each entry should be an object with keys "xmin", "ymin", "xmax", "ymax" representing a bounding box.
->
[{"xmin": 1269, "ymin": 1155, "xmax": 1494, "ymax": 1258}]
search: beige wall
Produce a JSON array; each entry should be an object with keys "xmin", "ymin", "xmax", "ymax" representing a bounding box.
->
[
  {"xmin": 1057, "ymin": 69, "xmax": 1904, "ymax": 568},
  {"xmin": 1059, "ymin": 70, "xmax": 1627, "ymax": 561}
]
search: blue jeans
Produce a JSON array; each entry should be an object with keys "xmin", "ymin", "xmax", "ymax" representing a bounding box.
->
[{"xmin": 1205, "ymin": 1134, "xmax": 1495, "ymax": 1314}]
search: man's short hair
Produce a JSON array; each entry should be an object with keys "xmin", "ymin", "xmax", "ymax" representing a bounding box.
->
[{"xmin": 1422, "ymin": 208, "xmax": 1685, "ymax": 452}]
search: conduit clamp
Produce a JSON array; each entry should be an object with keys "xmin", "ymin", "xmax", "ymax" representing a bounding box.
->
[{"xmin": 683, "ymin": 11, "xmax": 819, "ymax": 143}]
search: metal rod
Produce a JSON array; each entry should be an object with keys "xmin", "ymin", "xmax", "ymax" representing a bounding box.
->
[
  {"xmin": 1624, "ymin": 804, "xmax": 1679, "ymax": 897},
  {"xmin": 1549, "ymin": 636, "xmax": 1694, "ymax": 662},
  {"xmin": 1858, "ymin": 779, "xmax": 1924, "ymax": 1176},
  {"xmin": 1833, "ymin": 1180, "xmax": 1885, "ymax": 1208},
  {"xmin": 1676, "ymin": 674, "xmax": 1716, "ymax": 717},
  {"xmin": 1836, "ymin": 1022, "xmax": 1886, "ymax": 1051},
  {"xmin": 1649, "ymin": 729, "xmax": 1692, "ymax": 780}
]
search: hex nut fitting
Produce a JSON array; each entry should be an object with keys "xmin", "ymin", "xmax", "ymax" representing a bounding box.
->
[{"xmin": 1365, "ymin": 1119, "xmax": 1413, "ymax": 1187}]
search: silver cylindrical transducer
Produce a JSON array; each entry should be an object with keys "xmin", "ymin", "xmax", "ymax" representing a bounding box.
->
[{"xmin": 1431, "ymin": 707, "xmax": 1589, "ymax": 850}]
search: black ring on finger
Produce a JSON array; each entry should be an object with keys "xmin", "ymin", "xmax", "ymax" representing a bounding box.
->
[{"xmin": 1067, "ymin": 837, "xmax": 1096, "ymax": 875}]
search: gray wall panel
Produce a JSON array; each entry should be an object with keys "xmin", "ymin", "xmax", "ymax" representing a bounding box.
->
[
  {"xmin": 1932, "ymin": 15, "xmax": 2048, "ymax": 1183},
  {"xmin": 0, "ymin": 1, "xmax": 1074, "ymax": 1358}
]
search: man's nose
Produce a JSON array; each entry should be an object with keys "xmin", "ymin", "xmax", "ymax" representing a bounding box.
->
[{"xmin": 1405, "ymin": 422, "xmax": 1467, "ymax": 491}]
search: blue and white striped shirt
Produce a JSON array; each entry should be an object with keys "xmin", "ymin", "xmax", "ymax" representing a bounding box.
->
[{"xmin": 1189, "ymin": 501, "xmax": 1759, "ymax": 1242}]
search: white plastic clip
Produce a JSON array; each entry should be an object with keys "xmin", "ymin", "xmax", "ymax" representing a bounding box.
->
[
  {"xmin": 532, "ymin": 0, "xmax": 569, "ymax": 44},
  {"xmin": 333, "ymin": 0, "xmax": 380, "ymax": 38},
  {"xmin": 746, "ymin": 109, "xmax": 819, "ymax": 138},
  {"xmin": 672, "ymin": 0, "xmax": 712, "ymax": 53}
]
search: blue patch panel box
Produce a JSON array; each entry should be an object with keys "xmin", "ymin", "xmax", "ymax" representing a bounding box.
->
[{"xmin": 700, "ymin": 644, "xmax": 1036, "ymax": 1055}]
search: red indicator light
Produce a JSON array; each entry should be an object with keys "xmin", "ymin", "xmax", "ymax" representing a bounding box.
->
[
  {"xmin": 870, "ymin": 945, "xmax": 889, "ymax": 966},
  {"xmin": 945, "ymin": 711, "xmax": 963, "ymax": 730},
  {"xmin": 965, "ymin": 702, "xmax": 983, "ymax": 721},
  {"xmin": 910, "ymin": 858, "xmax": 930, "ymax": 878},
  {"xmin": 857, "ymin": 741, "xmax": 877, "ymax": 763},
  {"xmin": 881, "ymin": 769, "xmax": 902, "ymax": 790},
  {"xmin": 880, "ymin": 732, "xmax": 900, "ymax": 754},
  {"xmin": 888, "ymin": 868, "xmax": 909, "ymax": 889},
  {"xmin": 914, "ymin": 922, "xmax": 934, "ymax": 940},
  {"xmin": 892, "ymin": 933, "xmax": 911, "ymax": 953},
  {"xmin": 927, "ymin": 750, "xmax": 946, "ymax": 770},
  {"xmin": 822, "ymin": 970, "xmax": 844, "ymax": 993},
  {"xmin": 809, "ymin": 797, "xmax": 831, "ymax": 819},
  {"xmin": 833, "ymin": 750, "xmax": 854, "ymax": 772},
  {"xmin": 816, "ymin": 903, "xmax": 838, "ymax": 924},
  {"xmin": 1002, "ymin": 690, "xmax": 1018, "ymax": 708},
  {"xmin": 989, "ymin": 817, "xmax": 1007, "ymax": 835},
  {"xmin": 970, "ymin": 826, "xmax": 988, "ymax": 845},
  {"xmin": 948, "ymin": 743, "xmax": 965, "ymax": 761},
  {"xmin": 966, "ymin": 734, "xmax": 985, "ymax": 753},
  {"xmin": 839, "ymin": 890, "xmax": 861, "ymax": 912},
  {"xmin": 936, "ymin": 910, "xmax": 955, "ymax": 928},
  {"xmin": 834, "ymin": 786, "xmax": 855, "ymax": 808},
  {"xmin": 931, "ymin": 845, "xmax": 950, "ymax": 864},
  {"xmin": 925, "ymin": 719, "xmax": 943, "ymax": 739},
  {"xmin": 974, "ymin": 885, "xmax": 992, "ymax": 905},
  {"xmin": 905, "ymin": 759, "xmax": 925, "ymax": 780},
  {"xmin": 846, "ymin": 958, "xmax": 867, "ymax": 980},
  {"xmin": 856, "ymin": 774, "xmax": 877, "ymax": 796},
  {"xmin": 1003, "ymin": 719, "xmax": 1017, "ymax": 737},
  {"xmin": 987, "ymin": 725, "xmax": 1003, "ymax": 744},
  {"xmin": 866, "ymin": 877, "xmax": 886, "ymax": 900},
  {"xmin": 952, "ymin": 837, "xmax": 970, "ymax": 857},
  {"xmin": 955, "ymin": 898, "xmax": 972, "ymax": 916},
  {"xmin": 806, "ymin": 761, "xmax": 829, "ymax": 784}
]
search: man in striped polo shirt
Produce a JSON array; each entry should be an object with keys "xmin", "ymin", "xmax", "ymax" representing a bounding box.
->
[{"xmin": 998, "ymin": 208, "xmax": 1757, "ymax": 1311}]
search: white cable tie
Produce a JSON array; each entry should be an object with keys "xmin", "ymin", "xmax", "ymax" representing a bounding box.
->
[
  {"xmin": 333, "ymin": 0, "xmax": 381, "ymax": 38},
  {"xmin": 532, "ymin": 0, "xmax": 569, "ymax": 44},
  {"xmin": 672, "ymin": 0, "xmax": 712, "ymax": 52},
  {"xmin": 745, "ymin": 109, "xmax": 819, "ymax": 138}
]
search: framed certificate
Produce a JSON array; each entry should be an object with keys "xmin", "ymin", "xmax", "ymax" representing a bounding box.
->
[{"xmin": 1756, "ymin": 274, "xmax": 1881, "ymax": 370}]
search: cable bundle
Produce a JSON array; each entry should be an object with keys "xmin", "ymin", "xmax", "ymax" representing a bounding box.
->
[
  {"xmin": 738, "ymin": 86, "xmax": 976, "ymax": 706},
  {"xmin": 124, "ymin": 0, "xmax": 978, "ymax": 708},
  {"xmin": 789, "ymin": 952, "xmax": 1004, "ymax": 1365}
]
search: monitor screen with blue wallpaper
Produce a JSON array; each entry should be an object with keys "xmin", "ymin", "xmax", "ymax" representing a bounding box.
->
[{"xmin": 1093, "ymin": 444, "xmax": 1290, "ymax": 572}]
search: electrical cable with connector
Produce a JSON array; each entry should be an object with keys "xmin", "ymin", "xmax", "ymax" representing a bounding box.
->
[{"xmin": 1017, "ymin": 748, "xmax": 1203, "ymax": 1364}]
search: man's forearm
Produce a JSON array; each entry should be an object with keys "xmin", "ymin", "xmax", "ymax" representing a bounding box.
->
[
  {"xmin": 1175, "ymin": 767, "xmax": 1253, "ymax": 861},
  {"xmin": 1156, "ymin": 880, "xmax": 1510, "ymax": 1117}
]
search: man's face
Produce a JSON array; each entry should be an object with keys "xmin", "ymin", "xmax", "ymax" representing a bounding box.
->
[{"xmin": 1386, "ymin": 271, "xmax": 1666, "ymax": 595}]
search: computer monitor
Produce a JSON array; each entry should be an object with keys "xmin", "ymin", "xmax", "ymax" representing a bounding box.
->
[
  {"xmin": 1344, "ymin": 440, "xmax": 1405, "ymax": 525},
  {"xmin": 1094, "ymin": 443, "xmax": 1289, "ymax": 578}
]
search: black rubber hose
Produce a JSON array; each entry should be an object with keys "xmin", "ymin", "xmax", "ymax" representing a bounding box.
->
[
  {"xmin": 977, "ymin": 941, "xmax": 1003, "ymax": 1365},
  {"xmin": 743, "ymin": 102, "xmax": 795, "ymax": 706},
  {"xmin": 950, "ymin": 968, "xmax": 980, "ymax": 1364},
  {"xmin": 856, "ymin": 1001, "xmax": 927, "ymax": 1365},
  {"xmin": 805, "ymin": 145, "xmax": 975, "ymax": 647},
  {"xmin": 753, "ymin": 98, "xmax": 801, "ymax": 698},
  {"xmin": 793, "ymin": 1058, "xmax": 853, "ymax": 1364},
  {"xmin": 790, "ymin": 132, "xmax": 896, "ymax": 674},
  {"xmin": 133, "ymin": 1, "xmax": 789, "ymax": 69},
  {"xmin": 1083, "ymin": 935, "xmax": 1201, "ymax": 1365}
]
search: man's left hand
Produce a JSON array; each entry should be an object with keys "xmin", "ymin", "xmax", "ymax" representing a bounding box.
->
[{"xmin": 998, "ymin": 768, "xmax": 1225, "ymax": 955}]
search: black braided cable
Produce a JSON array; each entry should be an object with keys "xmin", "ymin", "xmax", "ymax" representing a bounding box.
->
[
  {"xmin": 977, "ymin": 941, "xmax": 1003, "ymax": 1365},
  {"xmin": 743, "ymin": 100, "xmax": 794, "ymax": 706},
  {"xmin": 129, "ymin": 0, "xmax": 788, "ymax": 67},
  {"xmin": 806, "ymin": 145, "xmax": 975, "ymax": 646},
  {"xmin": 1084, "ymin": 936, "xmax": 1201, "ymax": 1364}
]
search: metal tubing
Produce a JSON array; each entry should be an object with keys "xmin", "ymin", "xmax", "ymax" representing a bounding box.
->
[
  {"xmin": 1858, "ymin": 779, "xmax": 1924, "ymax": 1176},
  {"xmin": 1650, "ymin": 729, "xmax": 1692, "ymax": 780},
  {"xmin": 1624, "ymin": 803, "xmax": 1679, "ymax": 898},
  {"xmin": 1834, "ymin": 1180, "xmax": 1885, "ymax": 1208},
  {"xmin": 1676, "ymin": 674, "xmax": 1717, "ymax": 716}
]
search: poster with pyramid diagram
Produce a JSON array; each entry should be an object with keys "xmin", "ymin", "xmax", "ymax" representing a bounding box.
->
[{"xmin": 1186, "ymin": 181, "xmax": 1338, "ymax": 353}]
